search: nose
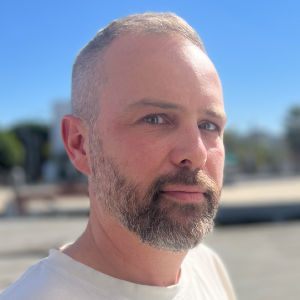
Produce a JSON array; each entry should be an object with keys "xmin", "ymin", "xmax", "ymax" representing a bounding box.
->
[{"xmin": 170, "ymin": 125, "xmax": 207, "ymax": 170}]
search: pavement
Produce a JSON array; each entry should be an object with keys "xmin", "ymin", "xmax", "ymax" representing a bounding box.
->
[
  {"xmin": 221, "ymin": 175, "xmax": 300, "ymax": 205},
  {"xmin": 217, "ymin": 175, "xmax": 300, "ymax": 224}
]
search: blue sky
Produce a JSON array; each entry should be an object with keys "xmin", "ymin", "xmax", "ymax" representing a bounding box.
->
[{"xmin": 1, "ymin": 0, "xmax": 299, "ymax": 135}]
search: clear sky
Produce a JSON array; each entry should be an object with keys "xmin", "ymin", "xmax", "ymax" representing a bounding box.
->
[{"xmin": 1, "ymin": 0, "xmax": 299, "ymax": 135}]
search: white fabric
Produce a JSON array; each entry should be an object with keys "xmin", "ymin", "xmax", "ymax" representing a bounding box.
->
[{"xmin": 0, "ymin": 244, "xmax": 235, "ymax": 300}]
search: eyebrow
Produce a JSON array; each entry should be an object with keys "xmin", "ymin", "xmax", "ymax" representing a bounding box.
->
[
  {"xmin": 123, "ymin": 98, "xmax": 184, "ymax": 112},
  {"xmin": 123, "ymin": 98, "xmax": 227, "ymax": 123},
  {"xmin": 203, "ymin": 107, "xmax": 227, "ymax": 123}
]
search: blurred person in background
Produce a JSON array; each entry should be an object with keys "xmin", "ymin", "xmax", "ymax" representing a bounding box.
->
[{"xmin": 0, "ymin": 13, "xmax": 235, "ymax": 300}]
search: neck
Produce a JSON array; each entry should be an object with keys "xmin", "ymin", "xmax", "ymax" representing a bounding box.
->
[{"xmin": 63, "ymin": 201, "xmax": 187, "ymax": 287}]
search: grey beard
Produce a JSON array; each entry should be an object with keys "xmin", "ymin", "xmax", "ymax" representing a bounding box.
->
[{"xmin": 89, "ymin": 137, "xmax": 221, "ymax": 253}]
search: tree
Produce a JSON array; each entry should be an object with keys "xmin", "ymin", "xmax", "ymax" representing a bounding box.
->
[
  {"xmin": 12, "ymin": 123, "xmax": 50, "ymax": 182},
  {"xmin": 224, "ymin": 129, "xmax": 285, "ymax": 173},
  {"xmin": 0, "ymin": 130, "xmax": 24, "ymax": 171},
  {"xmin": 285, "ymin": 106, "xmax": 300, "ymax": 172},
  {"xmin": 223, "ymin": 129, "xmax": 240, "ymax": 153}
]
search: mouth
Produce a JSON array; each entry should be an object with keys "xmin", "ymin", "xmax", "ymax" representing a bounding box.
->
[{"xmin": 161, "ymin": 185, "xmax": 206, "ymax": 203}]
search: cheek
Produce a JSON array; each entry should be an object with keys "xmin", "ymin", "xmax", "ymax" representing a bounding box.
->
[{"xmin": 101, "ymin": 127, "xmax": 171, "ymax": 181}]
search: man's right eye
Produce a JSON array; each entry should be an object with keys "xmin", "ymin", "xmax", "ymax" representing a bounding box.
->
[{"xmin": 143, "ymin": 115, "xmax": 166, "ymax": 124}]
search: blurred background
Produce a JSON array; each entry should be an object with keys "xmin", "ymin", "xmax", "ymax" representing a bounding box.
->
[{"xmin": 0, "ymin": 1, "xmax": 300, "ymax": 299}]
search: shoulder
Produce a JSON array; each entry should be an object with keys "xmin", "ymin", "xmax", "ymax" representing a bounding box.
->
[
  {"xmin": 0, "ymin": 255, "xmax": 82, "ymax": 300},
  {"xmin": 183, "ymin": 244, "xmax": 236, "ymax": 300},
  {"xmin": 0, "ymin": 249, "xmax": 114, "ymax": 300},
  {"xmin": 0, "ymin": 260, "xmax": 46, "ymax": 300}
]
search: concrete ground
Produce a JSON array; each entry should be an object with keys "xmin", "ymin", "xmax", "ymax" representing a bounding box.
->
[
  {"xmin": 0, "ymin": 217, "xmax": 300, "ymax": 300},
  {"xmin": 221, "ymin": 175, "xmax": 300, "ymax": 205}
]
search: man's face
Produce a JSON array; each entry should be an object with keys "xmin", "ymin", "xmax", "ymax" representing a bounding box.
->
[{"xmin": 89, "ymin": 35, "xmax": 226, "ymax": 252}]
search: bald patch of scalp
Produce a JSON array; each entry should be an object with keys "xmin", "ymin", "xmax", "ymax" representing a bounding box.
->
[{"xmin": 71, "ymin": 12, "xmax": 206, "ymax": 131}]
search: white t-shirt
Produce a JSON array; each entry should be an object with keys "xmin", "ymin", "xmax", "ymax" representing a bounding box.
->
[{"xmin": 0, "ymin": 244, "xmax": 235, "ymax": 300}]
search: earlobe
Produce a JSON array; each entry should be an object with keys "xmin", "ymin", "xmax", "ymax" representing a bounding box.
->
[{"xmin": 61, "ymin": 115, "xmax": 91, "ymax": 175}]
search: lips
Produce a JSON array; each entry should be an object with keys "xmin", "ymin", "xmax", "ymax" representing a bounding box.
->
[
  {"xmin": 161, "ymin": 191, "xmax": 204, "ymax": 203},
  {"xmin": 161, "ymin": 185, "xmax": 206, "ymax": 203}
]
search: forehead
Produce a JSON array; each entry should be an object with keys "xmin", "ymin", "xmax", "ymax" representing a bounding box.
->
[{"xmin": 99, "ymin": 34, "xmax": 223, "ymax": 114}]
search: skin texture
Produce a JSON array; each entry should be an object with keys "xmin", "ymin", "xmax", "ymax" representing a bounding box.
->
[{"xmin": 61, "ymin": 34, "xmax": 226, "ymax": 287}]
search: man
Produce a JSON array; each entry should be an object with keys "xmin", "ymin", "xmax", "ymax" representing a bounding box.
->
[{"xmin": 1, "ymin": 13, "xmax": 235, "ymax": 299}]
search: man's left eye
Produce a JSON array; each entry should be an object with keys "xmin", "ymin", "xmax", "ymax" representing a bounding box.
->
[
  {"xmin": 143, "ymin": 115, "xmax": 165, "ymax": 124},
  {"xmin": 198, "ymin": 122, "xmax": 218, "ymax": 131}
]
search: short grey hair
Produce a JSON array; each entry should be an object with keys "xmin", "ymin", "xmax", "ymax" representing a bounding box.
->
[{"xmin": 71, "ymin": 12, "xmax": 206, "ymax": 129}]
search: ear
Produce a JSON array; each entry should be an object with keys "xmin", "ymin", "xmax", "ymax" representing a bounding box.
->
[{"xmin": 61, "ymin": 115, "xmax": 91, "ymax": 175}]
